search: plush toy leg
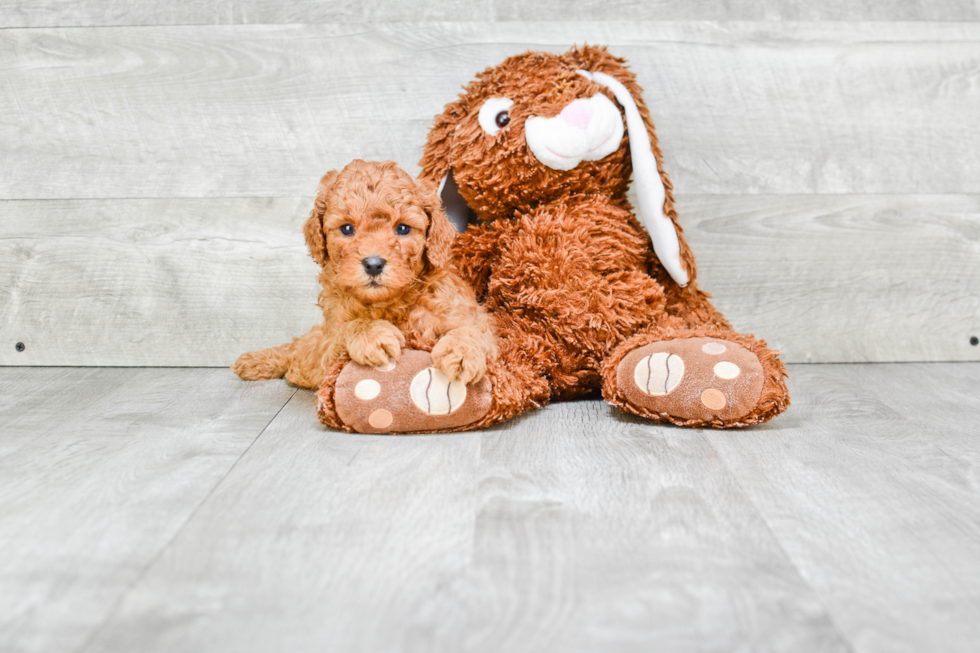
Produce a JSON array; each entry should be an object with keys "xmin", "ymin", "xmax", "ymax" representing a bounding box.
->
[
  {"xmin": 601, "ymin": 328, "xmax": 790, "ymax": 428},
  {"xmin": 315, "ymin": 336, "xmax": 550, "ymax": 434}
]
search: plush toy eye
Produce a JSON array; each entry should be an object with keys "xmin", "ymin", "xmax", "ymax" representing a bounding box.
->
[
  {"xmin": 395, "ymin": 223, "xmax": 411, "ymax": 235},
  {"xmin": 478, "ymin": 97, "xmax": 514, "ymax": 135},
  {"xmin": 339, "ymin": 224, "xmax": 354, "ymax": 236}
]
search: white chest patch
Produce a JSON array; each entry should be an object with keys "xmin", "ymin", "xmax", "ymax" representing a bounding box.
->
[{"xmin": 524, "ymin": 93, "xmax": 625, "ymax": 171}]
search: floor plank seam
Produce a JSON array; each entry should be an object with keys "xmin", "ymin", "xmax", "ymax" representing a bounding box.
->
[
  {"xmin": 70, "ymin": 386, "xmax": 299, "ymax": 653},
  {"xmin": 695, "ymin": 430, "xmax": 858, "ymax": 653}
]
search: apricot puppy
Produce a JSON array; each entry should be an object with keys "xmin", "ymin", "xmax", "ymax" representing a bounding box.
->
[{"xmin": 233, "ymin": 160, "xmax": 496, "ymax": 390}]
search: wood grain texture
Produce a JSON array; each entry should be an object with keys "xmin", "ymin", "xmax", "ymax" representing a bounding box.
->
[
  {"xmin": 2, "ymin": 22, "xmax": 980, "ymax": 199},
  {"xmin": 81, "ymin": 389, "xmax": 489, "ymax": 653},
  {"xmin": 3, "ymin": 363, "xmax": 979, "ymax": 652},
  {"xmin": 458, "ymin": 402, "xmax": 847, "ymax": 652},
  {"xmin": 1, "ymin": 0, "xmax": 976, "ymax": 27},
  {"xmin": 0, "ymin": 367, "xmax": 295, "ymax": 653},
  {"xmin": 0, "ymin": 197, "xmax": 322, "ymax": 366},
  {"xmin": 2, "ymin": 194, "xmax": 977, "ymax": 366},
  {"xmin": 0, "ymin": 0, "xmax": 494, "ymax": 27},
  {"xmin": 81, "ymin": 390, "xmax": 848, "ymax": 653},
  {"xmin": 494, "ymin": 0, "xmax": 980, "ymax": 22},
  {"xmin": 679, "ymin": 194, "xmax": 980, "ymax": 363},
  {"xmin": 705, "ymin": 363, "xmax": 980, "ymax": 652}
]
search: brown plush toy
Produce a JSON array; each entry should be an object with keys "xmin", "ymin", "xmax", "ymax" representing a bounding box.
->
[{"xmin": 316, "ymin": 45, "xmax": 789, "ymax": 432}]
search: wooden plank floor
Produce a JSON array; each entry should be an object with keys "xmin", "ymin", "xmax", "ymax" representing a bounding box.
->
[{"xmin": 2, "ymin": 363, "xmax": 978, "ymax": 652}]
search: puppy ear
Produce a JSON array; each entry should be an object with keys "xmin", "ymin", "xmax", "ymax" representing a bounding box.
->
[
  {"xmin": 417, "ymin": 177, "xmax": 455, "ymax": 270},
  {"xmin": 569, "ymin": 45, "xmax": 695, "ymax": 288},
  {"xmin": 303, "ymin": 170, "xmax": 338, "ymax": 268}
]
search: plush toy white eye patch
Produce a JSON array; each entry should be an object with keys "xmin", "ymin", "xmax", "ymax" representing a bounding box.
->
[
  {"xmin": 478, "ymin": 98, "xmax": 514, "ymax": 135},
  {"xmin": 524, "ymin": 93, "xmax": 624, "ymax": 171}
]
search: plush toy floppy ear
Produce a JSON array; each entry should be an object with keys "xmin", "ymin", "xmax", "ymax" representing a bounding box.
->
[
  {"xmin": 303, "ymin": 170, "xmax": 339, "ymax": 268},
  {"xmin": 418, "ymin": 177, "xmax": 456, "ymax": 270},
  {"xmin": 570, "ymin": 46, "xmax": 694, "ymax": 288}
]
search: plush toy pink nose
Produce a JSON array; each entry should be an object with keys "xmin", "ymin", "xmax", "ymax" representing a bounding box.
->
[{"xmin": 558, "ymin": 99, "xmax": 593, "ymax": 130}]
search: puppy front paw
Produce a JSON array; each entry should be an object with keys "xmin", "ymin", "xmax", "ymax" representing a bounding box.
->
[
  {"xmin": 232, "ymin": 348, "xmax": 286, "ymax": 380},
  {"xmin": 346, "ymin": 321, "xmax": 405, "ymax": 368},
  {"xmin": 431, "ymin": 335, "xmax": 488, "ymax": 385}
]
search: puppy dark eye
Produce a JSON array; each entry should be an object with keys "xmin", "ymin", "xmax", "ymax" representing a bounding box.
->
[
  {"xmin": 339, "ymin": 224, "xmax": 354, "ymax": 236},
  {"xmin": 495, "ymin": 111, "xmax": 510, "ymax": 128},
  {"xmin": 395, "ymin": 224, "xmax": 411, "ymax": 236}
]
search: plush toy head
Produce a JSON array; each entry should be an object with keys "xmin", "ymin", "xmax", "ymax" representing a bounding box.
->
[
  {"xmin": 419, "ymin": 45, "xmax": 691, "ymax": 287},
  {"xmin": 304, "ymin": 159, "xmax": 455, "ymax": 304}
]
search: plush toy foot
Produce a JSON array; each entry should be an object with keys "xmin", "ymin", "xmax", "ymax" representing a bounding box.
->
[
  {"xmin": 613, "ymin": 337, "xmax": 766, "ymax": 426},
  {"xmin": 327, "ymin": 349, "xmax": 492, "ymax": 434}
]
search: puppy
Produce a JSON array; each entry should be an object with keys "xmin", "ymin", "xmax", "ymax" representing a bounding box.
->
[{"xmin": 233, "ymin": 160, "xmax": 496, "ymax": 390}]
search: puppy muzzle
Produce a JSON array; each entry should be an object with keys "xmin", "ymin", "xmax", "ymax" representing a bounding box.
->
[{"xmin": 362, "ymin": 256, "xmax": 387, "ymax": 277}]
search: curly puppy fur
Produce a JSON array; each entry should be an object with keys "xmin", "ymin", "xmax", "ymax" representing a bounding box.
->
[{"xmin": 232, "ymin": 160, "xmax": 497, "ymax": 390}]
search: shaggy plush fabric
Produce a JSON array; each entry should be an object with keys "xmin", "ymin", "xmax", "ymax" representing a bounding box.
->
[{"xmin": 410, "ymin": 45, "xmax": 790, "ymax": 428}]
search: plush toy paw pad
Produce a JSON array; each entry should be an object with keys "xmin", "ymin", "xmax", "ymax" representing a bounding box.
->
[
  {"xmin": 633, "ymin": 351, "xmax": 685, "ymax": 395},
  {"xmin": 618, "ymin": 337, "xmax": 765, "ymax": 423},
  {"xmin": 333, "ymin": 349, "xmax": 491, "ymax": 433},
  {"xmin": 409, "ymin": 368, "xmax": 467, "ymax": 415},
  {"xmin": 354, "ymin": 379, "xmax": 382, "ymax": 400}
]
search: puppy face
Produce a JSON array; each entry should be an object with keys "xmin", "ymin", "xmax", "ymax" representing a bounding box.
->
[
  {"xmin": 304, "ymin": 160, "xmax": 454, "ymax": 304},
  {"xmin": 324, "ymin": 186, "xmax": 427, "ymax": 303}
]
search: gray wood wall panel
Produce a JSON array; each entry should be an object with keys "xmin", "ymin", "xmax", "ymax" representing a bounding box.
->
[
  {"xmin": 2, "ymin": 194, "xmax": 977, "ymax": 366},
  {"xmin": 81, "ymin": 389, "xmax": 849, "ymax": 653},
  {"xmin": 682, "ymin": 194, "xmax": 980, "ymax": 363},
  {"xmin": 2, "ymin": 0, "xmax": 977, "ymax": 27},
  {"xmin": 3, "ymin": 22, "xmax": 980, "ymax": 199},
  {"xmin": 0, "ymin": 0, "xmax": 497, "ymax": 27},
  {"xmin": 0, "ymin": 197, "xmax": 322, "ymax": 367},
  {"xmin": 495, "ymin": 1, "xmax": 980, "ymax": 22},
  {"xmin": 705, "ymin": 363, "xmax": 980, "ymax": 652},
  {"xmin": 0, "ymin": 367, "xmax": 295, "ymax": 653}
]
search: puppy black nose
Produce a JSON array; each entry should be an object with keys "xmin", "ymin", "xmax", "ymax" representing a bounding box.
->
[{"xmin": 362, "ymin": 256, "xmax": 386, "ymax": 277}]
